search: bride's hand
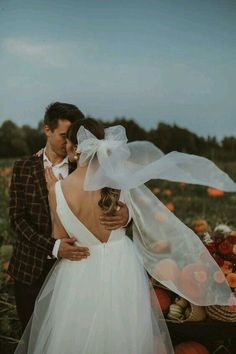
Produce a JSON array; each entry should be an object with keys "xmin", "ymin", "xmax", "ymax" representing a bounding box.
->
[
  {"xmin": 100, "ymin": 201, "xmax": 129, "ymax": 230},
  {"xmin": 45, "ymin": 167, "xmax": 61, "ymax": 191},
  {"xmin": 34, "ymin": 147, "xmax": 44, "ymax": 157}
]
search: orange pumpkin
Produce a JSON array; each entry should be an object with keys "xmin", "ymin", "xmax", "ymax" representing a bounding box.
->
[
  {"xmin": 213, "ymin": 270, "xmax": 226, "ymax": 284},
  {"xmin": 226, "ymin": 272, "xmax": 236, "ymax": 288},
  {"xmin": 151, "ymin": 240, "xmax": 170, "ymax": 254},
  {"xmin": 192, "ymin": 219, "xmax": 209, "ymax": 233},
  {"xmin": 207, "ymin": 187, "xmax": 224, "ymax": 197},
  {"xmin": 165, "ymin": 202, "xmax": 175, "ymax": 211},
  {"xmin": 153, "ymin": 259, "xmax": 180, "ymax": 282},
  {"xmin": 175, "ymin": 341, "xmax": 209, "ymax": 354},
  {"xmin": 163, "ymin": 189, "xmax": 172, "ymax": 196},
  {"xmin": 178, "ymin": 263, "xmax": 208, "ymax": 300},
  {"xmin": 154, "ymin": 212, "xmax": 167, "ymax": 222},
  {"xmin": 152, "ymin": 187, "xmax": 161, "ymax": 194},
  {"xmin": 150, "ymin": 287, "xmax": 172, "ymax": 315}
]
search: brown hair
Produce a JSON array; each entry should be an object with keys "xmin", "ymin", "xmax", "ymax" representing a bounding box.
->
[
  {"xmin": 44, "ymin": 102, "xmax": 85, "ymax": 131},
  {"xmin": 67, "ymin": 118, "xmax": 120, "ymax": 215},
  {"xmin": 98, "ymin": 188, "xmax": 120, "ymax": 216}
]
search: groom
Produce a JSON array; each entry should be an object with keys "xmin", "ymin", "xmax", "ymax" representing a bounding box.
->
[{"xmin": 8, "ymin": 102, "xmax": 129, "ymax": 331}]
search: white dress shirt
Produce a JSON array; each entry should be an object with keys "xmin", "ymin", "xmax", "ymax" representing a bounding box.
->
[{"xmin": 43, "ymin": 149, "xmax": 69, "ymax": 259}]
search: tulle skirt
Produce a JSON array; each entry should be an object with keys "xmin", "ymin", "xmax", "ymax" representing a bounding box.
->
[{"xmin": 15, "ymin": 236, "xmax": 173, "ymax": 354}]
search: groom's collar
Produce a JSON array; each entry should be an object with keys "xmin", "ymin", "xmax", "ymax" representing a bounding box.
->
[{"xmin": 43, "ymin": 148, "xmax": 68, "ymax": 168}]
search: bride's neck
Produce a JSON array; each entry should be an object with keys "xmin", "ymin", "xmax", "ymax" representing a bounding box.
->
[{"xmin": 74, "ymin": 163, "xmax": 88, "ymax": 178}]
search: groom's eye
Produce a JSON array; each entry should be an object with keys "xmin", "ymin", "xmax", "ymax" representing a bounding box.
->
[{"xmin": 60, "ymin": 133, "xmax": 66, "ymax": 138}]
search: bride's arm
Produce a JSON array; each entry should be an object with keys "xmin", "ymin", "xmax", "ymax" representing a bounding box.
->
[{"xmin": 48, "ymin": 186, "xmax": 69, "ymax": 239}]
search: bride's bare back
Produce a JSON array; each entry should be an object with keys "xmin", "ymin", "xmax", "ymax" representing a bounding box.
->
[{"xmin": 51, "ymin": 167, "xmax": 112, "ymax": 243}]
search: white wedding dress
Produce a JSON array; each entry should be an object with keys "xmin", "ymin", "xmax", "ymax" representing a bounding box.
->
[{"xmin": 15, "ymin": 181, "xmax": 173, "ymax": 354}]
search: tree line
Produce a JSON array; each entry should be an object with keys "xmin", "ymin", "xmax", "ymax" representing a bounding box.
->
[{"xmin": 0, "ymin": 118, "xmax": 236, "ymax": 161}]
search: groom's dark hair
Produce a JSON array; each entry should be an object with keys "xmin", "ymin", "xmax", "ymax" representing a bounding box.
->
[{"xmin": 44, "ymin": 102, "xmax": 85, "ymax": 131}]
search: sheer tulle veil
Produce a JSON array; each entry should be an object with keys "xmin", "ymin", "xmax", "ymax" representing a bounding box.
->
[{"xmin": 77, "ymin": 124, "xmax": 236, "ymax": 306}]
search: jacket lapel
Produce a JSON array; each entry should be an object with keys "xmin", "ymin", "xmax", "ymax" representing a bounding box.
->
[
  {"xmin": 32, "ymin": 158, "xmax": 75, "ymax": 212},
  {"xmin": 32, "ymin": 156, "xmax": 50, "ymax": 213}
]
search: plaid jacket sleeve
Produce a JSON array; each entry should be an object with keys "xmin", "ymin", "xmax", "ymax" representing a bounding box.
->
[{"xmin": 9, "ymin": 159, "xmax": 55, "ymax": 254}]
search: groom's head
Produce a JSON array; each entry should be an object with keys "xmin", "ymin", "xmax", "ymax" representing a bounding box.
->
[{"xmin": 43, "ymin": 102, "xmax": 85, "ymax": 158}]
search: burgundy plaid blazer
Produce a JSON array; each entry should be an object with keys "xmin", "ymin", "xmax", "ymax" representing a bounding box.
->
[{"xmin": 8, "ymin": 155, "xmax": 75, "ymax": 285}]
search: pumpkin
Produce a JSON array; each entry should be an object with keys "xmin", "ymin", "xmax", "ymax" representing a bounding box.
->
[
  {"xmin": 154, "ymin": 212, "xmax": 167, "ymax": 222},
  {"xmin": 150, "ymin": 287, "xmax": 172, "ymax": 315},
  {"xmin": 213, "ymin": 270, "xmax": 226, "ymax": 283},
  {"xmin": 178, "ymin": 263, "xmax": 208, "ymax": 300},
  {"xmin": 165, "ymin": 202, "xmax": 175, "ymax": 211},
  {"xmin": 151, "ymin": 240, "xmax": 170, "ymax": 254},
  {"xmin": 175, "ymin": 297, "xmax": 188, "ymax": 309},
  {"xmin": 226, "ymin": 272, "xmax": 236, "ymax": 288},
  {"xmin": 153, "ymin": 259, "xmax": 180, "ymax": 282},
  {"xmin": 167, "ymin": 303, "xmax": 184, "ymax": 320},
  {"xmin": 175, "ymin": 341, "xmax": 209, "ymax": 354},
  {"xmin": 163, "ymin": 189, "xmax": 172, "ymax": 196},
  {"xmin": 192, "ymin": 219, "xmax": 209, "ymax": 233},
  {"xmin": 152, "ymin": 187, "xmax": 160, "ymax": 194},
  {"xmin": 207, "ymin": 187, "xmax": 224, "ymax": 197}
]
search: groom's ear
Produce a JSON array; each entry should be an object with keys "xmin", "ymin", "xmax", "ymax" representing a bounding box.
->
[{"xmin": 44, "ymin": 124, "xmax": 52, "ymax": 138}]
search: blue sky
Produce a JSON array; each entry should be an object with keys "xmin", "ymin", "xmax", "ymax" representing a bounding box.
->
[{"xmin": 0, "ymin": 0, "xmax": 235, "ymax": 139}]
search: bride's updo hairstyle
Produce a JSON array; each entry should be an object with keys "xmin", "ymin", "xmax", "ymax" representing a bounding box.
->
[{"xmin": 67, "ymin": 118, "xmax": 120, "ymax": 215}]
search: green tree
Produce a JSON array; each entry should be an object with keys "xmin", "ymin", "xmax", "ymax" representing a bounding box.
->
[
  {"xmin": 0, "ymin": 120, "xmax": 29, "ymax": 157},
  {"xmin": 22, "ymin": 123, "xmax": 45, "ymax": 155},
  {"xmin": 102, "ymin": 117, "xmax": 147, "ymax": 141}
]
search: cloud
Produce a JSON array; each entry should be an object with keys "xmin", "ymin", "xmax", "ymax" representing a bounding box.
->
[{"xmin": 1, "ymin": 38, "xmax": 70, "ymax": 67}]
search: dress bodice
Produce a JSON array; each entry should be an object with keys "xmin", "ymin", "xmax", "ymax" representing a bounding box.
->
[{"xmin": 55, "ymin": 181, "xmax": 126, "ymax": 246}]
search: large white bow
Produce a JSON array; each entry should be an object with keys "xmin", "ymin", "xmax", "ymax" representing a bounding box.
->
[{"xmin": 76, "ymin": 125, "xmax": 129, "ymax": 166}]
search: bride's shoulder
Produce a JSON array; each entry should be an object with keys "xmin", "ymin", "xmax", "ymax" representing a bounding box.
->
[{"xmin": 61, "ymin": 175, "xmax": 81, "ymax": 193}]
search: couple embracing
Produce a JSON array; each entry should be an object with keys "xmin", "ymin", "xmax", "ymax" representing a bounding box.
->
[{"xmin": 9, "ymin": 102, "xmax": 236, "ymax": 353}]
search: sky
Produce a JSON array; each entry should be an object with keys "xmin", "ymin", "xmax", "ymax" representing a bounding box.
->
[{"xmin": 0, "ymin": 0, "xmax": 236, "ymax": 140}]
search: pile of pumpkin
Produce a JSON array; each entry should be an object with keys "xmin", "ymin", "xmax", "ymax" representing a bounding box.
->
[
  {"xmin": 151, "ymin": 286, "xmax": 206, "ymax": 322},
  {"xmin": 152, "ymin": 286, "xmax": 210, "ymax": 353}
]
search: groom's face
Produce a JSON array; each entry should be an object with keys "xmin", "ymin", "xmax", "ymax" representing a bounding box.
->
[{"xmin": 44, "ymin": 119, "xmax": 72, "ymax": 158}]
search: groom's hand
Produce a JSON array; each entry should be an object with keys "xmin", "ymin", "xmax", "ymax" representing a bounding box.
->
[
  {"xmin": 58, "ymin": 237, "xmax": 90, "ymax": 261},
  {"xmin": 100, "ymin": 201, "xmax": 129, "ymax": 230}
]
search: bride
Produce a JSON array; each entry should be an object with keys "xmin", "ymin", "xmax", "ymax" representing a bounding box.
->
[{"xmin": 15, "ymin": 118, "xmax": 236, "ymax": 354}]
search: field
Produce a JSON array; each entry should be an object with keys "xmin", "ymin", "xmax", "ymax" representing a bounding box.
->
[{"xmin": 0, "ymin": 158, "xmax": 236, "ymax": 352}]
